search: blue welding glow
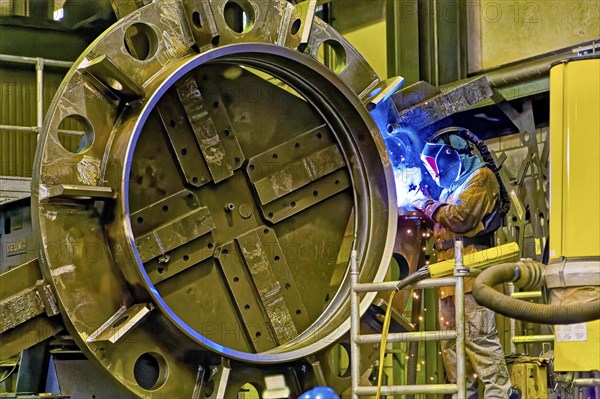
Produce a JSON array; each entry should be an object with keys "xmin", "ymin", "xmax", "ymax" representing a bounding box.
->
[
  {"xmin": 393, "ymin": 164, "xmax": 425, "ymax": 208},
  {"xmin": 383, "ymin": 126, "xmax": 440, "ymax": 208}
]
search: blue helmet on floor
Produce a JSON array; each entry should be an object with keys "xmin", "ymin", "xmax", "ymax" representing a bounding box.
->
[{"xmin": 297, "ymin": 386, "xmax": 340, "ymax": 399}]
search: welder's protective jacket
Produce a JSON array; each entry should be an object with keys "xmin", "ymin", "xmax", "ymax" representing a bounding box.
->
[{"xmin": 424, "ymin": 166, "xmax": 499, "ymax": 298}]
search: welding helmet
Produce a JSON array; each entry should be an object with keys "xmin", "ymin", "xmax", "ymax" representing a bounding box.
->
[{"xmin": 420, "ymin": 134, "xmax": 470, "ymax": 189}]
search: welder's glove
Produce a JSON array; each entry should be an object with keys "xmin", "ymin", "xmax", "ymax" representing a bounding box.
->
[
  {"xmin": 408, "ymin": 189, "xmax": 431, "ymax": 210},
  {"xmin": 409, "ymin": 189, "xmax": 445, "ymax": 222}
]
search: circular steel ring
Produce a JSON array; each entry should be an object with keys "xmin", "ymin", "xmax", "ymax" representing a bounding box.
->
[{"xmin": 32, "ymin": 1, "xmax": 396, "ymax": 396}]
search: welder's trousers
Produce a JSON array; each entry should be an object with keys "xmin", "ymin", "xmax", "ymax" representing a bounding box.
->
[{"xmin": 439, "ymin": 294, "xmax": 512, "ymax": 399}]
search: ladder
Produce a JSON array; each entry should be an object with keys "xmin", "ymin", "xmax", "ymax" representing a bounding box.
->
[{"xmin": 349, "ymin": 241, "xmax": 468, "ymax": 398}]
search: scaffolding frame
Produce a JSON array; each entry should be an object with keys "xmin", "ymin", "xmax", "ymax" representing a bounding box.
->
[{"xmin": 350, "ymin": 241, "xmax": 468, "ymax": 397}]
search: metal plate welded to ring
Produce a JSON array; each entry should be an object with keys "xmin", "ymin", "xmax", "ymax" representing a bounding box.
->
[{"xmin": 31, "ymin": 0, "xmax": 397, "ymax": 396}]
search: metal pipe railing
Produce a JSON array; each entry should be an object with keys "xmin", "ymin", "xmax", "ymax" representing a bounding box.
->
[
  {"xmin": 454, "ymin": 240, "xmax": 467, "ymax": 399},
  {"xmin": 512, "ymin": 335, "xmax": 554, "ymax": 343},
  {"xmin": 354, "ymin": 277, "xmax": 456, "ymax": 293},
  {"xmin": 0, "ymin": 54, "xmax": 73, "ymax": 68},
  {"xmin": 0, "ymin": 54, "xmax": 74, "ymax": 139},
  {"xmin": 355, "ymin": 330, "xmax": 456, "ymax": 344},
  {"xmin": 511, "ymin": 291, "xmax": 543, "ymax": 299},
  {"xmin": 0, "ymin": 125, "xmax": 38, "ymax": 132},
  {"xmin": 35, "ymin": 58, "xmax": 44, "ymax": 130},
  {"xmin": 0, "ymin": 125, "xmax": 84, "ymax": 136},
  {"xmin": 350, "ymin": 241, "xmax": 467, "ymax": 397},
  {"xmin": 349, "ymin": 250, "xmax": 360, "ymax": 399},
  {"xmin": 572, "ymin": 378, "xmax": 600, "ymax": 387},
  {"xmin": 507, "ymin": 283, "xmax": 517, "ymax": 353},
  {"xmin": 355, "ymin": 384, "xmax": 458, "ymax": 396}
]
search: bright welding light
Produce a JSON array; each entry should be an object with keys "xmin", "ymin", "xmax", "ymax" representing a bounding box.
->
[
  {"xmin": 393, "ymin": 165, "xmax": 423, "ymax": 208},
  {"xmin": 53, "ymin": 7, "xmax": 64, "ymax": 21}
]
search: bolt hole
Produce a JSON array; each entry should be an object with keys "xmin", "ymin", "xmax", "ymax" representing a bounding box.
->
[
  {"xmin": 208, "ymin": 243, "xmax": 214, "ymax": 250},
  {"xmin": 285, "ymin": 282, "xmax": 291, "ymax": 289},
  {"xmin": 233, "ymin": 276, "xmax": 239, "ymax": 283},
  {"xmin": 255, "ymin": 331, "xmax": 261, "ymax": 338},
  {"xmin": 183, "ymin": 255, "xmax": 189, "ymax": 262},
  {"xmin": 316, "ymin": 132, "xmax": 323, "ymax": 139},
  {"xmin": 192, "ymin": 11, "xmax": 202, "ymax": 28},
  {"xmin": 204, "ymin": 380, "xmax": 215, "ymax": 398},
  {"xmin": 112, "ymin": 315, "xmax": 129, "ymax": 328},
  {"xmin": 170, "ymin": 119, "xmax": 176, "ymax": 128},
  {"xmin": 222, "ymin": 249, "xmax": 229, "ymax": 255},
  {"xmin": 317, "ymin": 39, "xmax": 347, "ymax": 74},
  {"xmin": 181, "ymin": 148, "xmax": 187, "ymax": 156},
  {"xmin": 192, "ymin": 177, "xmax": 199, "ymax": 184},
  {"xmin": 296, "ymin": 309, "xmax": 302, "ymax": 315},
  {"xmin": 291, "ymin": 18, "xmax": 301, "ymax": 35},
  {"xmin": 162, "ymin": 205, "xmax": 169, "ymax": 212},
  {"xmin": 92, "ymin": 78, "xmax": 120, "ymax": 105},
  {"xmin": 137, "ymin": 217, "xmax": 144, "ymax": 224},
  {"xmin": 313, "ymin": 191, "xmax": 319, "ymax": 197},
  {"xmin": 212, "ymin": 101, "xmax": 219, "ymax": 109},
  {"xmin": 268, "ymin": 212, "xmax": 274, "ymax": 219},
  {"xmin": 249, "ymin": 164, "xmax": 255, "ymax": 171},
  {"xmin": 263, "ymin": 228, "xmax": 269, "ymax": 235},
  {"xmin": 133, "ymin": 352, "xmax": 167, "ymax": 390},
  {"xmin": 158, "ymin": 267, "xmax": 164, "ymax": 274},
  {"xmin": 290, "ymin": 201, "xmax": 297, "ymax": 208},
  {"xmin": 294, "ymin": 142, "xmax": 300, "ymax": 148},
  {"xmin": 224, "ymin": 129, "xmax": 231, "ymax": 137},
  {"xmin": 57, "ymin": 114, "xmax": 95, "ymax": 154},
  {"xmin": 235, "ymin": 157, "xmax": 241, "ymax": 164},
  {"xmin": 224, "ymin": 0, "xmax": 255, "ymax": 34},
  {"xmin": 244, "ymin": 304, "xmax": 250, "ymax": 311},
  {"xmin": 211, "ymin": 35, "xmax": 220, "ymax": 46},
  {"xmin": 124, "ymin": 23, "xmax": 158, "ymax": 61},
  {"xmin": 272, "ymin": 153, "xmax": 278, "ymax": 159},
  {"xmin": 335, "ymin": 180, "xmax": 340, "ymax": 185},
  {"xmin": 274, "ymin": 256, "xmax": 280, "ymax": 262}
]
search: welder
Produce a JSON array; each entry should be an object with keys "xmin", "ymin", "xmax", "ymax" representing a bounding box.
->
[{"xmin": 410, "ymin": 127, "xmax": 513, "ymax": 398}]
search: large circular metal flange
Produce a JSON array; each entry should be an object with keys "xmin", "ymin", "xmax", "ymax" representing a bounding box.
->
[{"xmin": 32, "ymin": 0, "xmax": 396, "ymax": 397}]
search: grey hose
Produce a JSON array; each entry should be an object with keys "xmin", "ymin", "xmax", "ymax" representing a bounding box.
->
[{"xmin": 472, "ymin": 262, "xmax": 600, "ymax": 324}]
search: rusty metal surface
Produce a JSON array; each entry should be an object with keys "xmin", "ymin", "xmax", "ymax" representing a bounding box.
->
[
  {"xmin": 0, "ymin": 286, "xmax": 45, "ymax": 333},
  {"xmin": 393, "ymin": 76, "xmax": 494, "ymax": 131}
]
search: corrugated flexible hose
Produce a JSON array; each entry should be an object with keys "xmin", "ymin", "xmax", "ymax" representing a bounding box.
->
[{"xmin": 472, "ymin": 262, "xmax": 600, "ymax": 324}]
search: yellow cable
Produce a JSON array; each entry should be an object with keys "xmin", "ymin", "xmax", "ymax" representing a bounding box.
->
[{"xmin": 375, "ymin": 290, "xmax": 396, "ymax": 399}]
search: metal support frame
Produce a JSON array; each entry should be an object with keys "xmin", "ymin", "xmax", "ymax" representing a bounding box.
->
[
  {"xmin": 507, "ymin": 283, "xmax": 545, "ymax": 353},
  {"xmin": 350, "ymin": 241, "xmax": 467, "ymax": 397},
  {"xmin": 0, "ymin": 54, "xmax": 73, "ymax": 137},
  {"xmin": 512, "ymin": 335, "xmax": 554, "ymax": 344}
]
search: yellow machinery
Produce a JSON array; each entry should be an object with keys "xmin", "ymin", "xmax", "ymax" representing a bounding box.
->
[
  {"xmin": 428, "ymin": 242, "xmax": 520, "ymax": 278},
  {"xmin": 549, "ymin": 56, "xmax": 600, "ymax": 372}
]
